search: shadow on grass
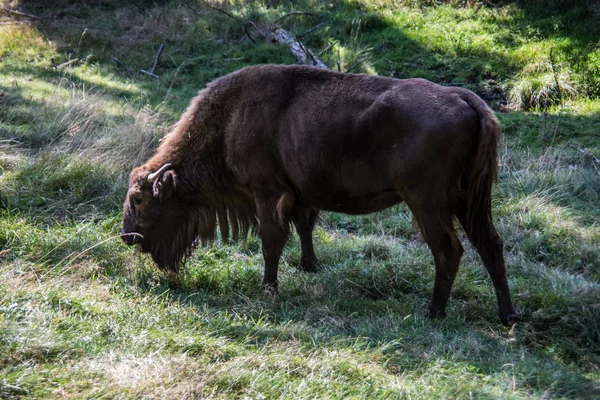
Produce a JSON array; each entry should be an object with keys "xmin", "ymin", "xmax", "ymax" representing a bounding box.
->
[
  {"xmin": 1, "ymin": 0, "xmax": 599, "ymax": 396},
  {"xmin": 143, "ymin": 243, "xmax": 600, "ymax": 397}
]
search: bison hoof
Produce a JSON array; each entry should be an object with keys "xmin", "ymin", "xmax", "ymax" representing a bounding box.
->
[
  {"xmin": 262, "ymin": 282, "xmax": 278, "ymax": 296},
  {"xmin": 499, "ymin": 312, "xmax": 522, "ymax": 326},
  {"xmin": 426, "ymin": 307, "xmax": 447, "ymax": 320},
  {"xmin": 298, "ymin": 258, "xmax": 321, "ymax": 273}
]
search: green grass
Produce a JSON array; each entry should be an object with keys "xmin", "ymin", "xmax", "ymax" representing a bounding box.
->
[{"xmin": 1, "ymin": 0, "xmax": 600, "ymax": 398}]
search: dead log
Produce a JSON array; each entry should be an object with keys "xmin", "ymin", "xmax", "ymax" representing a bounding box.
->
[{"xmin": 272, "ymin": 28, "xmax": 329, "ymax": 70}]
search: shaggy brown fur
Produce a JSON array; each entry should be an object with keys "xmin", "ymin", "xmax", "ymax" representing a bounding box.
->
[{"xmin": 122, "ymin": 64, "xmax": 519, "ymax": 324}]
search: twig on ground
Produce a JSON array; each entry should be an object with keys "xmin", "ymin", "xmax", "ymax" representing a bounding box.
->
[
  {"xmin": 140, "ymin": 69, "xmax": 160, "ymax": 79},
  {"xmin": 197, "ymin": 0, "xmax": 243, "ymax": 22},
  {"xmin": 220, "ymin": 57, "xmax": 247, "ymax": 62},
  {"xmin": 296, "ymin": 40, "xmax": 320, "ymax": 67},
  {"xmin": 112, "ymin": 56, "xmax": 133, "ymax": 73},
  {"xmin": 55, "ymin": 58, "xmax": 80, "ymax": 69},
  {"xmin": 1, "ymin": 6, "xmax": 43, "ymax": 20},
  {"xmin": 194, "ymin": 1, "xmax": 266, "ymax": 43},
  {"xmin": 115, "ymin": 44, "xmax": 164, "ymax": 78},
  {"xmin": 150, "ymin": 43, "xmax": 165, "ymax": 75},
  {"xmin": 244, "ymin": 20, "xmax": 268, "ymax": 40},
  {"xmin": 243, "ymin": 23, "xmax": 256, "ymax": 44}
]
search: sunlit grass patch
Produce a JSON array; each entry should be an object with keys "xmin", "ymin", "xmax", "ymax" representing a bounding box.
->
[
  {"xmin": 0, "ymin": 24, "xmax": 52, "ymax": 59},
  {"xmin": 497, "ymin": 173, "xmax": 600, "ymax": 278},
  {"xmin": 80, "ymin": 352, "xmax": 206, "ymax": 398},
  {"xmin": 0, "ymin": 153, "xmax": 122, "ymax": 220},
  {"xmin": 0, "ymin": 210, "xmax": 128, "ymax": 279},
  {"xmin": 0, "ymin": 76, "xmax": 166, "ymax": 171}
]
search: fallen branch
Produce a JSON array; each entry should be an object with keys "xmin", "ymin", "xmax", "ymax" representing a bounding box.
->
[
  {"xmin": 1, "ymin": 6, "xmax": 43, "ymax": 21},
  {"xmin": 140, "ymin": 69, "xmax": 160, "ymax": 79},
  {"xmin": 55, "ymin": 58, "xmax": 80, "ymax": 69},
  {"xmin": 317, "ymin": 41, "xmax": 338, "ymax": 56},
  {"xmin": 296, "ymin": 40, "xmax": 320, "ymax": 67},
  {"xmin": 190, "ymin": 5, "xmax": 343, "ymax": 72},
  {"xmin": 0, "ymin": 20, "xmax": 28, "ymax": 25},
  {"xmin": 112, "ymin": 56, "xmax": 133, "ymax": 73},
  {"xmin": 297, "ymin": 22, "xmax": 326, "ymax": 39},
  {"xmin": 244, "ymin": 20, "xmax": 267, "ymax": 40},
  {"xmin": 197, "ymin": 0, "xmax": 242, "ymax": 22},
  {"xmin": 220, "ymin": 57, "xmax": 247, "ymax": 62},
  {"xmin": 194, "ymin": 1, "xmax": 266, "ymax": 43},
  {"xmin": 150, "ymin": 43, "xmax": 165, "ymax": 75},
  {"xmin": 272, "ymin": 28, "xmax": 329, "ymax": 69},
  {"xmin": 136, "ymin": 44, "xmax": 166, "ymax": 78},
  {"xmin": 243, "ymin": 22, "xmax": 256, "ymax": 44}
]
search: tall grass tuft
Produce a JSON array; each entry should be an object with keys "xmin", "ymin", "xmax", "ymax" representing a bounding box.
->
[
  {"xmin": 53, "ymin": 97, "xmax": 166, "ymax": 172},
  {"xmin": 509, "ymin": 60, "xmax": 578, "ymax": 110}
]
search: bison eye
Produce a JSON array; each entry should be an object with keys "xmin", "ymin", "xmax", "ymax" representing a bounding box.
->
[{"xmin": 131, "ymin": 197, "xmax": 143, "ymax": 207}]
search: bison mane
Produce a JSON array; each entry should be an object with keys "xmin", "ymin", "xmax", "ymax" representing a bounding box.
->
[{"xmin": 139, "ymin": 80, "xmax": 259, "ymax": 271}]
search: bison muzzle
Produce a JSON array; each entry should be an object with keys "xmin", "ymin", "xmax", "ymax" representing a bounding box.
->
[{"xmin": 121, "ymin": 64, "xmax": 520, "ymax": 325}]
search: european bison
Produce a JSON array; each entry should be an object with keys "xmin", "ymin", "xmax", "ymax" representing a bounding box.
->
[{"xmin": 121, "ymin": 64, "xmax": 519, "ymax": 324}]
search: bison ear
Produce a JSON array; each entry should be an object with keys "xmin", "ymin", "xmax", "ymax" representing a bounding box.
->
[{"xmin": 152, "ymin": 170, "xmax": 177, "ymax": 201}]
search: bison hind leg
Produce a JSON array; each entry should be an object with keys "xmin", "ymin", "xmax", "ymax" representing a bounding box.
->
[
  {"xmin": 292, "ymin": 207, "xmax": 321, "ymax": 273},
  {"xmin": 403, "ymin": 193, "xmax": 464, "ymax": 319},
  {"xmin": 456, "ymin": 202, "xmax": 520, "ymax": 325}
]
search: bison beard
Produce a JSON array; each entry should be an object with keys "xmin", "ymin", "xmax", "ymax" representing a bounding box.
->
[{"xmin": 121, "ymin": 64, "xmax": 520, "ymax": 325}]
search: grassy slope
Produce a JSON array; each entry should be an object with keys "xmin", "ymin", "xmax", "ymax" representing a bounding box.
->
[{"xmin": 1, "ymin": 0, "xmax": 599, "ymax": 398}]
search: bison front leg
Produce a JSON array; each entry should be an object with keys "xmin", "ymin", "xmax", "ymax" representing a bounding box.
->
[
  {"xmin": 255, "ymin": 195, "xmax": 291, "ymax": 293},
  {"xmin": 292, "ymin": 208, "xmax": 320, "ymax": 272}
]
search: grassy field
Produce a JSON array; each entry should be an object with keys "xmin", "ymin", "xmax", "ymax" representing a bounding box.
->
[{"xmin": 1, "ymin": 0, "xmax": 599, "ymax": 398}]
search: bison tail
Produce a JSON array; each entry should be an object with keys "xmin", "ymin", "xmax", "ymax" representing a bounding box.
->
[{"xmin": 460, "ymin": 92, "xmax": 502, "ymax": 240}]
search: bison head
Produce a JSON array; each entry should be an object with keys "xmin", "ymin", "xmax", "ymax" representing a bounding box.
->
[{"xmin": 121, "ymin": 163, "xmax": 199, "ymax": 272}]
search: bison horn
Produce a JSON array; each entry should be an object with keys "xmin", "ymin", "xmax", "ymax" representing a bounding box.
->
[{"xmin": 147, "ymin": 163, "xmax": 172, "ymax": 183}]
